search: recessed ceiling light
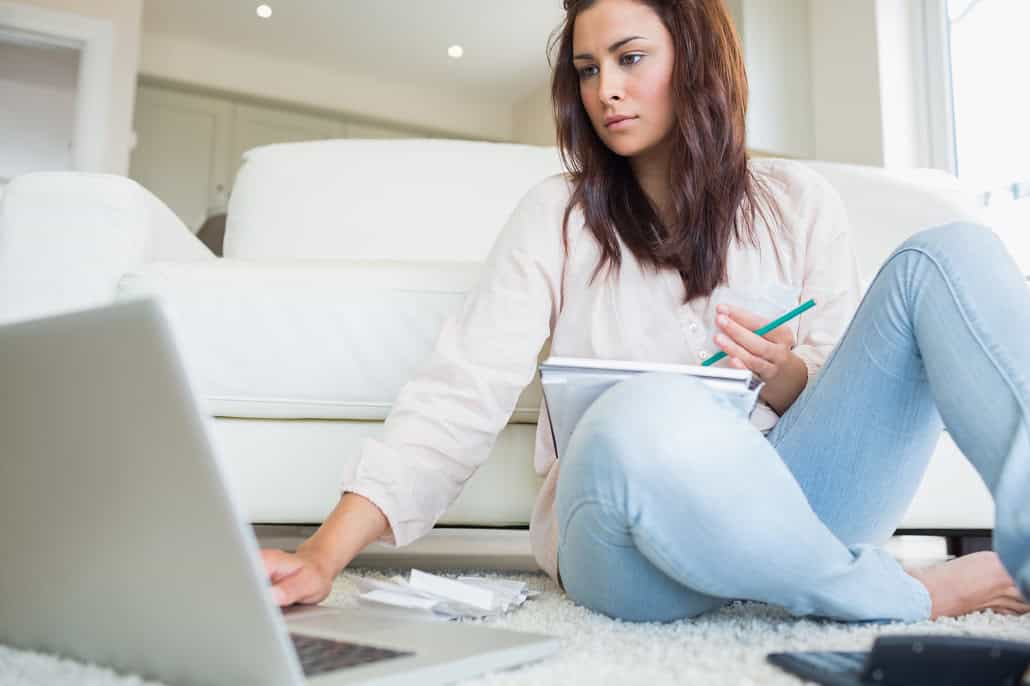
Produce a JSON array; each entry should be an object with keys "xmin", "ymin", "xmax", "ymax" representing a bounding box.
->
[
  {"xmin": 448, "ymin": 45, "xmax": 464, "ymax": 59},
  {"xmin": 256, "ymin": 4, "xmax": 272, "ymax": 19}
]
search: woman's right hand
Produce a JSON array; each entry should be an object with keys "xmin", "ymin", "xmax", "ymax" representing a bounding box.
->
[
  {"xmin": 259, "ymin": 492, "xmax": 390, "ymax": 607},
  {"xmin": 261, "ymin": 547, "xmax": 335, "ymax": 607}
]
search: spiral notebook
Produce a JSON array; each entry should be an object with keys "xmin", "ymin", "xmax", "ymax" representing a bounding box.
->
[{"xmin": 538, "ymin": 356, "xmax": 765, "ymax": 459}]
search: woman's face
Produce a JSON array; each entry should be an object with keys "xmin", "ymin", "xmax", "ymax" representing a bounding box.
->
[{"xmin": 572, "ymin": 0, "xmax": 676, "ymax": 159}]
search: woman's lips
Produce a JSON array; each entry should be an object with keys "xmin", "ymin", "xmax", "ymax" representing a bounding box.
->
[{"xmin": 606, "ymin": 116, "xmax": 637, "ymax": 130}]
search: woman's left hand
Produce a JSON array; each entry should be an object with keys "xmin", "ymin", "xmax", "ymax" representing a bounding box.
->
[
  {"xmin": 712, "ymin": 303, "xmax": 795, "ymax": 382},
  {"xmin": 713, "ymin": 303, "xmax": 809, "ymax": 415}
]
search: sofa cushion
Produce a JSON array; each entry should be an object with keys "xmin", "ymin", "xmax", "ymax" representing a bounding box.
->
[
  {"xmin": 116, "ymin": 260, "xmax": 544, "ymax": 422},
  {"xmin": 213, "ymin": 417, "xmax": 543, "ymax": 526},
  {"xmin": 224, "ymin": 139, "xmax": 565, "ymax": 262},
  {"xmin": 223, "ymin": 140, "xmax": 982, "ymax": 273}
]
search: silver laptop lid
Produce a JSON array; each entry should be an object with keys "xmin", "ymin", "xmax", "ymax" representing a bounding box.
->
[{"xmin": 0, "ymin": 299, "xmax": 304, "ymax": 686}]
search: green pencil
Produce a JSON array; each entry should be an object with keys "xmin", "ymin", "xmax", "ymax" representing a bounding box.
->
[{"xmin": 700, "ymin": 298, "xmax": 816, "ymax": 367}]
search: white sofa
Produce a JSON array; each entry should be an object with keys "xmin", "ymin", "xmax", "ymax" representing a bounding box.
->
[{"xmin": 0, "ymin": 139, "xmax": 997, "ymax": 568}]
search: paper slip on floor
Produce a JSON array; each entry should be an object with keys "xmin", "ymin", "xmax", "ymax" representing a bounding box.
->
[{"xmin": 347, "ymin": 570, "xmax": 539, "ymax": 621}]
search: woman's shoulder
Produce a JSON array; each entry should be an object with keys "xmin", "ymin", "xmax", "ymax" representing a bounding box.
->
[
  {"xmin": 749, "ymin": 158, "xmax": 842, "ymax": 206},
  {"xmin": 517, "ymin": 172, "xmax": 575, "ymax": 212},
  {"xmin": 748, "ymin": 157, "xmax": 849, "ymax": 235},
  {"xmin": 508, "ymin": 172, "xmax": 582, "ymax": 236},
  {"xmin": 489, "ymin": 173, "xmax": 578, "ymax": 260}
]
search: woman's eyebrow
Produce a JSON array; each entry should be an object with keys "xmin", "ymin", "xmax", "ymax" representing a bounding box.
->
[{"xmin": 573, "ymin": 36, "xmax": 646, "ymax": 61}]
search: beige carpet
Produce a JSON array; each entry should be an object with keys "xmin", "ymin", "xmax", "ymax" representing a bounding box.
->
[{"xmin": 2, "ymin": 561, "xmax": 1029, "ymax": 685}]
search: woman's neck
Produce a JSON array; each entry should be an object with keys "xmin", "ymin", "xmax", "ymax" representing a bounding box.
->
[{"xmin": 630, "ymin": 139, "xmax": 674, "ymax": 227}]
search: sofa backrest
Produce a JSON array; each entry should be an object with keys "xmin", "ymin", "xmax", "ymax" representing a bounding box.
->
[
  {"xmin": 224, "ymin": 138, "xmax": 564, "ymax": 262},
  {"xmin": 224, "ymin": 138, "xmax": 984, "ymax": 280}
]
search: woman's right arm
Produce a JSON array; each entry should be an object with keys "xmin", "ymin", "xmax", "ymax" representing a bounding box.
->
[
  {"xmin": 261, "ymin": 492, "xmax": 387, "ymax": 606},
  {"xmin": 261, "ymin": 176, "xmax": 570, "ymax": 606}
]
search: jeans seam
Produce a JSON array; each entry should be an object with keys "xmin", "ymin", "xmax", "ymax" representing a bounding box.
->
[
  {"xmin": 632, "ymin": 524, "xmax": 738, "ymax": 600},
  {"xmin": 896, "ymin": 243, "xmax": 1030, "ymax": 428},
  {"xmin": 558, "ymin": 497, "xmax": 637, "ymax": 552},
  {"xmin": 560, "ymin": 499, "xmax": 732, "ymax": 600},
  {"xmin": 775, "ymin": 242, "xmax": 1030, "ymax": 447}
]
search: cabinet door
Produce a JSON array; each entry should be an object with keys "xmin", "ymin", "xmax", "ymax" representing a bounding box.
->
[
  {"xmin": 230, "ymin": 103, "xmax": 341, "ymax": 183},
  {"xmin": 129, "ymin": 84, "xmax": 232, "ymax": 232},
  {"xmin": 344, "ymin": 120, "xmax": 428, "ymax": 139}
]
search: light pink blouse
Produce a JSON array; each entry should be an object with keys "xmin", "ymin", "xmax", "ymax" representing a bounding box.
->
[{"xmin": 341, "ymin": 158, "xmax": 864, "ymax": 584}]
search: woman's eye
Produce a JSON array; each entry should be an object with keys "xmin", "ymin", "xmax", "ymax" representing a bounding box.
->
[
  {"xmin": 578, "ymin": 65, "xmax": 598, "ymax": 78},
  {"xmin": 621, "ymin": 53, "xmax": 643, "ymax": 66}
]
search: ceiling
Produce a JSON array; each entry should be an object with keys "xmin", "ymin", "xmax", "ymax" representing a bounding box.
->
[{"xmin": 142, "ymin": 0, "xmax": 567, "ymax": 105}]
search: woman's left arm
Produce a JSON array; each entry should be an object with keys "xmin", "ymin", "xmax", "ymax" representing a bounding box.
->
[{"xmin": 712, "ymin": 163, "xmax": 864, "ymax": 416}]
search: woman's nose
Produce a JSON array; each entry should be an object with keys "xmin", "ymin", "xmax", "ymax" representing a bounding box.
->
[{"xmin": 598, "ymin": 68, "xmax": 625, "ymax": 104}]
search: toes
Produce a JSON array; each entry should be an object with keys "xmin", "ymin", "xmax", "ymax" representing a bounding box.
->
[{"xmin": 986, "ymin": 596, "xmax": 1030, "ymax": 615}]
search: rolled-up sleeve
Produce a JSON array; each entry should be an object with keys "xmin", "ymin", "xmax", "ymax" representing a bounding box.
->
[
  {"xmin": 341, "ymin": 179, "xmax": 565, "ymax": 546},
  {"xmin": 791, "ymin": 174, "xmax": 864, "ymax": 383}
]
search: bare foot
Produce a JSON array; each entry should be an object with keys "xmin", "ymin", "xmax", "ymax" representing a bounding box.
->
[{"xmin": 907, "ymin": 551, "xmax": 1030, "ymax": 618}]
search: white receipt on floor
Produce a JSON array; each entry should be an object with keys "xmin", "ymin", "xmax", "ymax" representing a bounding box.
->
[{"xmin": 347, "ymin": 570, "xmax": 539, "ymax": 621}]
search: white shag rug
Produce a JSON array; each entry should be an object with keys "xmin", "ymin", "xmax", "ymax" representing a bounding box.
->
[{"xmin": 2, "ymin": 568, "xmax": 1029, "ymax": 686}]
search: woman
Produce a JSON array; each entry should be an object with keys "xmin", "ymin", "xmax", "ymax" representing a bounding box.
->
[{"xmin": 262, "ymin": 0, "xmax": 1030, "ymax": 622}]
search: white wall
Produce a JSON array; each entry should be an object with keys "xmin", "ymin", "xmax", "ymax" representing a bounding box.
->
[
  {"xmin": 876, "ymin": 0, "xmax": 932, "ymax": 169},
  {"xmin": 8, "ymin": 0, "xmax": 142, "ymax": 174},
  {"xmin": 736, "ymin": 0, "xmax": 813, "ymax": 158},
  {"xmin": 512, "ymin": 83, "xmax": 555, "ymax": 146},
  {"xmin": 0, "ymin": 2, "xmax": 916, "ymax": 171},
  {"xmin": 140, "ymin": 33, "xmax": 514, "ymax": 142},
  {"xmin": 0, "ymin": 40, "xmax": 78, "ymax": 181},
  {"xmin": 808, "ymin": 1, "xmax": 884, "ymax": 166}
]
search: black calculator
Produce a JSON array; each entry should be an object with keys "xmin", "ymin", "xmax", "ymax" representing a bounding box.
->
[{"xmin": 767, "ymin": 634, "xmax": 1030, "ymax": 686}]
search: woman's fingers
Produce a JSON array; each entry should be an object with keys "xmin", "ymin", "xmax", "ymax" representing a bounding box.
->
[
  {"xmin": 261, "ymin": 548, "xmax": 305, "ymax": 583},
  {"xmin": 273, "ymin": 566, "xmax": 326, "ymax": 606},
  {"xmin": 986, "ymin": 594, "xmax": 1030, "ymax": 615},
  {"xmin": 260, "ymin": 548, "xmax": 331, "ymax": 606},
  {"xmin": 716, "ymin": 304, "xmax": 796, "ymax": 347},
  {"xmin": 714, "ymin": 312, "xmax": 786, "ymax": 378},
  {"xmin": 717, "ymin": 314, "xmax": 776, "ymax": 357},
  {"xmin": 714, "ymin": 330, "xmax": 776, "ymax": 378}
]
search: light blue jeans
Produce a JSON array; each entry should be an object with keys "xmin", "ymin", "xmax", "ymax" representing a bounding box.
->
[{"xmin": 556, "ymin": 223, "xmax": 1030, "ymax": 623}]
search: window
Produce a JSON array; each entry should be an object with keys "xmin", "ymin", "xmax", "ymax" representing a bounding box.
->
[{"xmin": 943, "ymin": 0, "xmax": 1029, "ymax": 266}]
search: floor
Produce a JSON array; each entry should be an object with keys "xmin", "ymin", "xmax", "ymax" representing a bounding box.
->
[{"xmin": 2, "ymin": 537, "xmax": 1028, "ymax": 685}]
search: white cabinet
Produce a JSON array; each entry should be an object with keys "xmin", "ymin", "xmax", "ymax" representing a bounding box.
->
[
  {"xmin": 130, "ymin": 80, "xmax": 433, "ymax": 231},
  {"xmin": 130, "ymin": 84, "xmax": 232, "ymax": 232},
  {"xmin": 346, "ymin": 120, "xmax": 422, "ymax": 140},
  {"xmin": 0, "ymin": 40, "xmax": 79, "ymax": 183}
]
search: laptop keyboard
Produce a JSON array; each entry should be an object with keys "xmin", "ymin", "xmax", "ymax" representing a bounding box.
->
[{"xmin": 290, "ymin": 633, "xmax": 413, "ymax": 677}]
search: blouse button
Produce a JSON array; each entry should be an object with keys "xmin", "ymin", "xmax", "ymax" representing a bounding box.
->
[
  {"xmin": 698, "ymin": 350, "xmax": 710, "ymax": 360},
  {"xmin": 688, "ymin": 322, "xmax": 698, "ymax": 332}
]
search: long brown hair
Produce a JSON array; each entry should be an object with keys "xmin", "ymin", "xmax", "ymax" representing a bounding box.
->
[{"xmin": 549, "ymin": 0, "xmax": 776, "ymax": 303}]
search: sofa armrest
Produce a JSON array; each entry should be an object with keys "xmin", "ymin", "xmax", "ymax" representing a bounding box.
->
[
  {"xmin": 0, "ymin": 172, "xmax": 213, "ymax": 325},
  {"xmin": 800, "ymin": 161, "xmax": 986, "ymax": 284},
  {"xmin": 143, "ymin": 186, "xmax": 217, "ymax": 263}
]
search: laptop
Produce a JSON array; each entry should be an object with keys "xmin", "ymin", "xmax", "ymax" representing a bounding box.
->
[{"xmin": 0, "ymin": 298, "xmax": 559, "ymax": 685}]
